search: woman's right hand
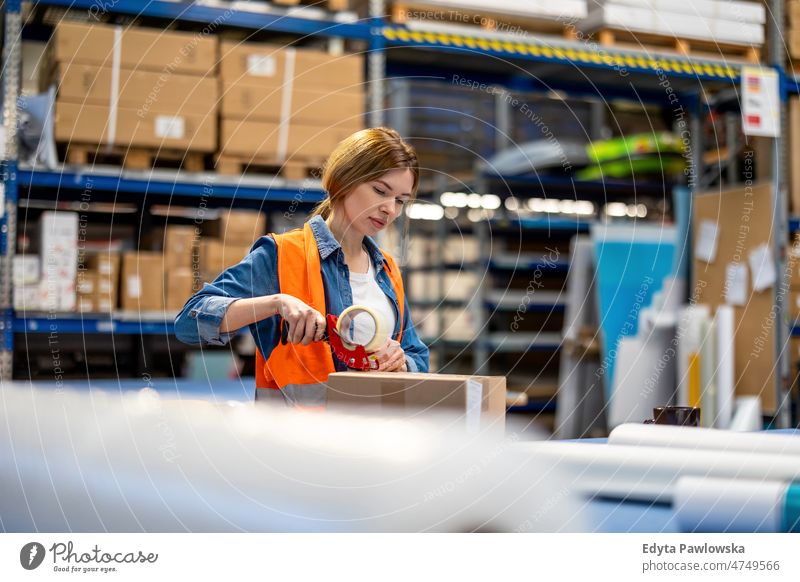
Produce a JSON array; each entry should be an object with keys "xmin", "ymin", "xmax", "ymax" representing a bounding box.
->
[{"xmin": 277, "ymin": 294, "xmax": 326, "ymax": 345}]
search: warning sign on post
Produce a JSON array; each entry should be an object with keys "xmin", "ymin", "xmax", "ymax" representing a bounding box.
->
[{"xmin": 741, "ymin": 66, "xmax": 780, "ymax": 138}]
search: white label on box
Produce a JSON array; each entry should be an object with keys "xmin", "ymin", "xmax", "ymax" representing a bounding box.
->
[
  {"xmin": 741, "ymin": 66, "xmax": 780, "ymax": 138},
  {"xmin": 465, "ymin": 379, "xmax": 483, "ymax": 434},
  {"xmin": 246, "ymin": 54, "xmax": 276, "ymax": 77},
  {"xmin": 155, "ymin": 115, "xmax": 185, "ymax": 140},
  {"xmin": 724, "ymin": 262, "xmax": 748, "ymax": 306},
  {"xmin": 695, "ymin": 220, "xmax": 719, "ymax": 263},
  {"xmin": 127, "ymin": 275, "xmax": 142, "ymax": 299},
  {"xmin": 749, "ymin": 243, "xmax": 776, "ymax": 292}
]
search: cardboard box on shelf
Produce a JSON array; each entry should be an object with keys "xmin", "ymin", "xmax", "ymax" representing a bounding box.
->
[
  {"xmin": 50, "ymin": 21, "xmax": 217, "ymax": 75},
  {"xmin": 222, "ymin": 83, "xmax": 364, "ymax": 125},
  {"xmin": 219, "ymin": 41, "xmax": 363, "ymax": 90},
  {"xmin": 55, "ymin": 101, "xmax": 216, "ymax": 152},
  {"xmin": 121, "ymin": 252, "xmax": 164, "ymax": 311},
  {"xmin": 443, "ymin": 235, "xmax": 480, "ymax": 264},
  {"xmin": 790, "ymin": 99, "xmax": 800, "ymax": 215},
  {"xmin": 39, "ymin": 279, "xmax": 76, "ymax": 312},
  {"xmin": 326, "ymin": 372, "xmax": 506, "ymax": 430},
  {"xmin": 442, "ymin": 270, "xmax": 480, "ymax": 303},
  {"xmin": 39, "ymin": 212, "xmax": 78, "ymax": 311},
  {"xmin": 219, "ymin": 118, "xmax": 360, "ymax": 159},
  {"xmin": 81, "ymin": 253, "xmax": 121, "ymax": 277},
  {"xmin": 164, "ymin": 225, "xmax": 200, "ymax": 270},
  {"xmin": 165, "ymin": 269, "xmax": 198, "ymax": 311},
  {"xmin": 408, "ymin": 271, "xmax": 438, "ymax": 302},
  {"xmin": 76, "ymin": 271, "xmax": 97, "ymax": 296},
  {"xmin": 216, "ymin": 210, "xmax": 266, "ymax": 246},
  {"xmin": 441, "ymin": 307, "xmax": 477, "ymax": 341},
  {"xmin": 199, "ymin": 239, "xmax": 252, "ymax": 279},
  {"xmin": 13, "ymin": 284, "xmax": 41, "ymax": 312},
  {"xmin": 12, "ymin": 255, "xmax": 39, "ymax": 286},
  {"xmin": 50, "ymin": 63, "xmax": 219, "ymax": 116}
]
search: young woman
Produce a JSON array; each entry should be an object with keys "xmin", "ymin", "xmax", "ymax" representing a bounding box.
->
[{"xmin": 175, "ymin": 127, "xmax": 429, "ymax": 406}]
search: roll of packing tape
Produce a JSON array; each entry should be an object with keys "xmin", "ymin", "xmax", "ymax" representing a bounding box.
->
[{"xmin": 336, "ymin": 305, "xmax": 388, "ymax": 353}]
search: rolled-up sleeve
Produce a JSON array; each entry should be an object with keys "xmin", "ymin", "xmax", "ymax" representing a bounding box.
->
[
  {"xmin": 400, "ymin": 294, "xmax": 430, "ymax": 373},
  {"xmin": 175, "ymin": 236, "xmax": 280, "ymax": 348}
]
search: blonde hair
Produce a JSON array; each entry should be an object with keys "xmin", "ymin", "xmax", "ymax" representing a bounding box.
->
[{"xmin": 311, "ymin": 127, "xmax": 419, "ymax": 219}]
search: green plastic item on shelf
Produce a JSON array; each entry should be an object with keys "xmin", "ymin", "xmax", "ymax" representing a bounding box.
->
[
  {"xmin": 586, "ymin": 133, "xmax": 685, "ymax": 164},
  {"xmin": 576, "ymin": 155, "xmax": 686, "ymax": 181}
]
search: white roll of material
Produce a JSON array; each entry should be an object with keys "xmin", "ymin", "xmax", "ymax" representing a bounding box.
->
[
  {"xmin": 674, "ymin": 476, "xmax": 787, "ymax": 533},
  {"xmin": 608, "ymin": 423, "xmax": 800, "ymax": 456},
  {"xmin": 518, "ymin": 441, "xmax": 800, "ymax": 502}
]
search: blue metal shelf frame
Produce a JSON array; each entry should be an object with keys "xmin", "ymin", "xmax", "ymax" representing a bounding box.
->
[
  {"xmin": 36, "ymin": 0, "xmax": 373, "ymax": 40},
  {"xmin": 14, "ymin": 314, "xmax": 174, "ymax": 335},
  {"xmin": 19, "ymin": 169, "xmax": 327, "ymax": 204}
]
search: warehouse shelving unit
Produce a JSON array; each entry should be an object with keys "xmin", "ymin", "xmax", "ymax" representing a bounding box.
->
[{"xmin": 1, "ymin": 1, "xmax": 796, "ymax": 424}]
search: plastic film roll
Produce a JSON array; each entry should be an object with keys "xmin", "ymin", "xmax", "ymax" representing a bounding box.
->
[
  {"xmin": 337, "ymin": 305, "xmax": 389, "ymax": 352},
  {"xmin": 517, "ymin": 441, "xmax": 800, "ymax": 502},
  {"xmin": 674, "ymin": 476, "xmax": 786, "ymax": 533},
  {"xmin": 608, "ymin": 423, "xmax": 800, "ymax": 456}
]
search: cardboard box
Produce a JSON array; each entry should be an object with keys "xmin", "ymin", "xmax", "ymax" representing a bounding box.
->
[
  {"xmin": 199, "ymin": 239, "xmax": 251, "ymax": 278},
  {"xmin": 219, "ymin": 118, "xmax": 360, "ymax": 159},
  {"xmin": 326, "ymin": 372, "xmax": 506, "ymax": 430},
  {"xmin": 165, "ymin": 268, "xmax": 198, "ymax": 311},
  {"xmin": 217, "ymin": 210, "xmax": 266, "ymax": 245},
  {"xmin": 222, "ymin": 83, "xmax": 364, "ymax": 125},
  {"xmin": 121, "ymin": 252, "xmax": 164, "ymax": 311},
  {"xmin": 790, "ymin": 99, "xmax": 800, "ymax": 215},
  {"xmin": 13, "ymin": 255, "xmax": 39, "ymax": 286},
  {"xmin": 219, "ymin": 41, "xmax": 363, "ymax": 89},
  {"xmin": 443, "ymin": 235, "xmax": 480, "ymax": 264},
  {"xmin": 408, "ymin": 271, "xmax": 438, "ymax": 302},
  {"xmin": 443, "ymin": 271, "xmax": 480, "ymax": 302},
  {"xmin": 51, "ymin": 21, "xmax": 217, "ymax": 75},
  {"xmin": 76, "ymin": 271, "xmax": 97, "ymax": 296},
  {"xmin": 39, "ymin": 212, "xmax": 78, "ymax": 311},
  {"xmin": 55, "ymin": 101, "xmax": 216, "ymax": 151},
  {"xmin": 13, "ymin": 284, "xmax": 41, "ymax": 312},
  {"xmin": 164, "ymin": 225, "xmax": 200, "ymax": 270},
  {"xmin": 51, "ymin": 63, "xmax": 219, "ymax": 116},
  {"xmin": 693, "ymin": 182, "xmax": 776, "ymax": 412},
  {"xmin": 441, "ymin": 307, "xmax": 477, "ymax": 341}
]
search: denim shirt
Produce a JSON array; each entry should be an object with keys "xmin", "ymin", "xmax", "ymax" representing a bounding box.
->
[{"xmin": 174, "ymin": 215, "xmax": 430, "ymax": 375}]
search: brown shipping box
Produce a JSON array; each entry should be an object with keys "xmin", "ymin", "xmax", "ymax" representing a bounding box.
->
[
  {"xmin": 121, "ymin": 252, "xmax": 164, "ymax": 311},
  {"xmin": 220, "ymin": 118, "xmax": 361, "ymax": 159},
  {"xmin": 326, "ymin": 372, "xmax": 507, "ymax": 429},
  {"xmin": 55, "ymin": 101, "xmax": 216, "ymax": 151},
  {"xmin": 166, "ymin": 269, "xmax": 199, "ymax": 311},
  {"xmin": 221, "ymin": 82, "xmax": 364, "ymax": 125},
  {"xmin": 791, "ymin": 99, "xmax": 800, "ymax": 215},
  {"xmin": 164, "ymin": 226, "xmax": 200, "ymax": 271},
  {"xmin": 51, "ymin": 21, "xmax": 217, "ymax": 75},
  {"xmin": 692, "ymin": 182, "xmax": 776, "ymax": 412},
  {"xmin": 51, "ymin": 63, "xmax": 219, "ymax": 116},
  {"xmin": 217, "ymin": 210, "xmax": 266, "ymax": 245},
  {"xmin": 199, "ymin": 239, "xmax": 251, "ymax": 279},
  {"xmin": 219, "ymin": 41, "xmax": 363, "ymax": 90}
]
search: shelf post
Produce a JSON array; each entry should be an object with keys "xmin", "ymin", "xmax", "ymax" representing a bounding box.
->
[{"xmin": 0, "ymin": 0, "xmax": 22, "ymax": 382}]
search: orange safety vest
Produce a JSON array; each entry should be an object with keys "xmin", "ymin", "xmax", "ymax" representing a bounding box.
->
[{"xmin": 255, "ymin": 222, "xmax": 405, "ymax": 389}]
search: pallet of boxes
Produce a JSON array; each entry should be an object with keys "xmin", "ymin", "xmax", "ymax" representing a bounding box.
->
[
  {"xmin": 580, "ymin": 0, "xmax": 764, "ymax": 62},
  {"xmin": 216, "ymin": 40, "xmax": 364, "ymax": 178},
  {"xmin": 44, "ymin": 20, "xmax": 218, "ymax": 170}
]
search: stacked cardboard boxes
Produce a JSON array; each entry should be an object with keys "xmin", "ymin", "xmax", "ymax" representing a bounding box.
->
[
  {"xmin": 218, "ymin": 41, "xmax": 364, "ymax": 163},
  {"xmin": 163, "ymin": 225, "xmax": 202, "ymax": 311},
  {"xmin": 790, "ymin": 1, "xmax": 800, "ymax": 64},
  {"xmin": 77, "ymin": 254, "xmax": 121, "ymax": 314},
  {"xmin": 121, "ymin": 252, "xmax": 164, "ymax": 312},
  {"xmin": 46, "ymin": 21, "xmax": 218, "ymax": 153},
  {"xmin": 39, "ymin": 212, "xmax": 79, "ymax": 312},
  {"xmin": 197, "ymin": 210, "xmax": 265, "ymax": 282},
  {"xmin": 12, "ymin": 255, "xmax": 41, "ymax": 312}
]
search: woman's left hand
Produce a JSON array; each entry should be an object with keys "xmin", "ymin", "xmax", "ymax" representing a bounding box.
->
[{"xmin": 370, "ymin": 339, "xmax": 408, "ymax": 372}]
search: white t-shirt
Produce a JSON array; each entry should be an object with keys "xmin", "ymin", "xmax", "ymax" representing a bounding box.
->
[{"xmin": 348, "ymin": 257, "xmax": 396, "ymax": 346}]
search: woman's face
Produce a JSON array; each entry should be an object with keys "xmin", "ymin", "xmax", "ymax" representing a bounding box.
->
[{"xmin": 340, "ymin": 168, "xmax": 414, "ymax": 237}]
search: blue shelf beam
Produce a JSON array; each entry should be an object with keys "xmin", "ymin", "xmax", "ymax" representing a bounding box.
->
[
  {"xmin": 35, "ymin": 0, "xmax": 373, "ymax": 40},
  {"xmin": 14, "ymin": 315, "xmax": 175, "ymax": 335},
  {"xmin": 19, "ymin": 169, "xmax": 327, "ymax": 205}
]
